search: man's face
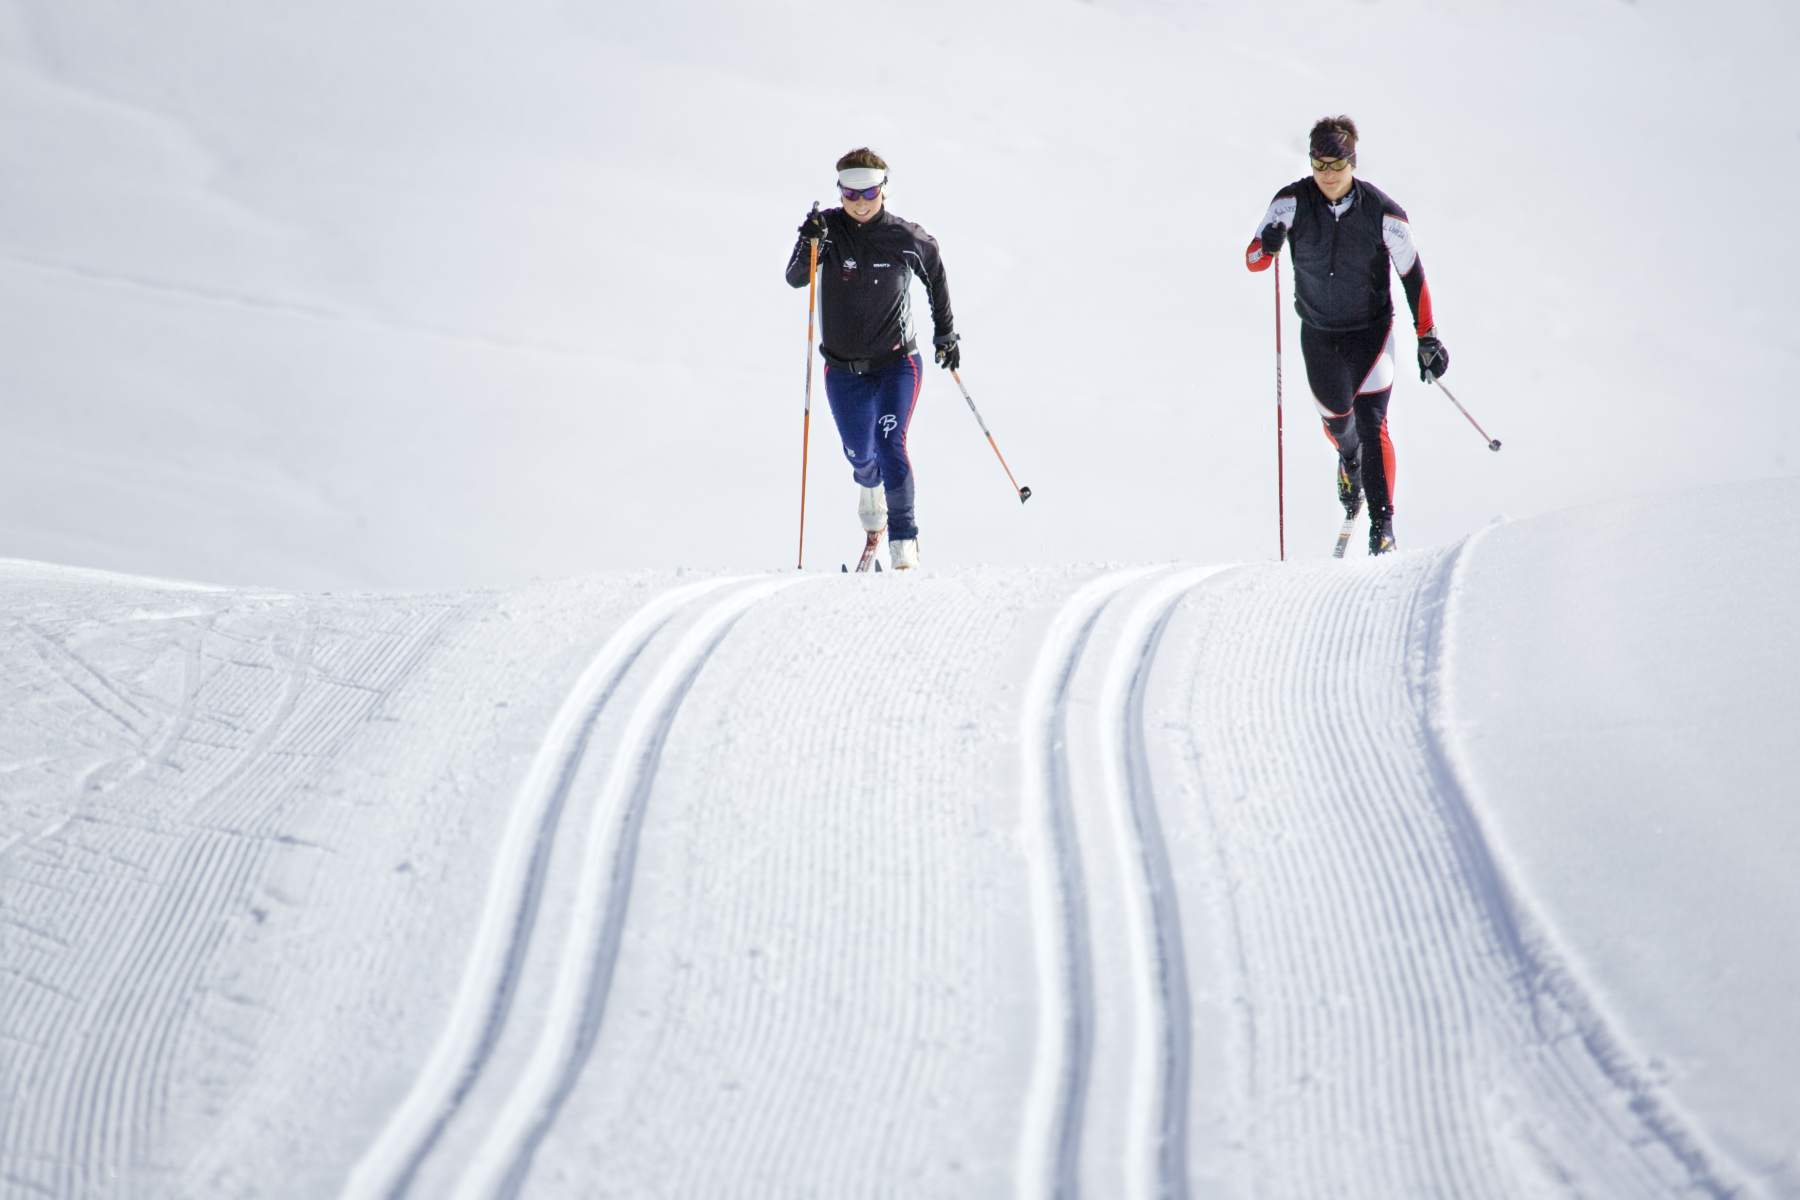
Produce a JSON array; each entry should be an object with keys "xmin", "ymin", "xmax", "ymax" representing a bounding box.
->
[
  {"xmin": 1311, "ymin": 154, "xmax": 1355, "ymax": 201},
  {"xmin": 841, "ymin": 184, "xmax": 884, "ymax": 224}
]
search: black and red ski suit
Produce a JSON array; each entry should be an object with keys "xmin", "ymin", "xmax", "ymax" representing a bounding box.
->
[{"xmin": 1245, "ymin": 177, "xmax": 1436, "ymax": 524}]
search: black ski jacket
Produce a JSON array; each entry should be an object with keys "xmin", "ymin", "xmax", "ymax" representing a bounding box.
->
[
  {"xmin": 785, "ymin": 207, "xmax": 955, "ymax": 371},
  {"xmin": 1245, "ymin": 178, "xmax": 1435, "ymax": 337}
]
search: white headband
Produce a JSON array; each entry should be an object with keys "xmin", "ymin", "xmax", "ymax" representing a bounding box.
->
[{"xmin": 837, "ymin": 166, "xmax": 887, "ymax": 191}]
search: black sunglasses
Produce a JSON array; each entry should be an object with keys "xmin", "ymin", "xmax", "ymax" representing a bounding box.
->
[{"xmin": 839, "ymin": 184, "xmax": 883, "ymax": 201}]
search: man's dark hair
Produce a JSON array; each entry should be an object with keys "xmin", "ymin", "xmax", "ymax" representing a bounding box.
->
[
  {"xmin": 836, "ymin": 147, "xmax": 888, "ymax": 173},
  {"xmin": 1309, "ymin": 116, "xmax": 1358, "ymax": 158}
]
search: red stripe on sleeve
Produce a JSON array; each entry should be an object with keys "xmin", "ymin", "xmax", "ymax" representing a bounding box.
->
[{"xmin": 1414, "ymin": 279, "xmax": 1435, "ymax": 337}]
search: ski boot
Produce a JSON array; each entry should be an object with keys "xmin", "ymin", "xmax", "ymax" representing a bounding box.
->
[
  {"xmin": 1368, "ymin": 509, "xmax": 1396, "ymax": 556},
  {"xmin": 1337, "ymin": 458, "xmax": 1363, "ymax": 519},
  {"xmin": 890, "ymin": 538, "xmax": 919, "ymax": 570}
]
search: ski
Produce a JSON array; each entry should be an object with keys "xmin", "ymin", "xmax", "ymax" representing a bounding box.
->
[
  {"xmin": 850, "ymin": 530, "xmax": 881, "ymax": 573},
  {"xmin": 1332, "ymin": 515, "xmax": 1356, "ymax": 559}
]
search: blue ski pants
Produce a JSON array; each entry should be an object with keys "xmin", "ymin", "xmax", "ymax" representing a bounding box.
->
[{"xmin": 823, "ymin": 353, "xmax": 922, "ymax": 540}]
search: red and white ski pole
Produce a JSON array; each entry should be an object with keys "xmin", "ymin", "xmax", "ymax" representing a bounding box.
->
[
  {"xmin": 1432, "ymin": 377, "xmax": 1503, "ymax": 452},
  {"xmin": 797, "ymin": 202, "xmax": 820, "ymax": 569}
]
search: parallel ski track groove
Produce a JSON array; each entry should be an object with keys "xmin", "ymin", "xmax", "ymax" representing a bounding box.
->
[
  {"xmin": 1165, "ymin": 544, "xmax": 1741, "ymax": 1198},
  {"xmin": 454, "ymin": 574, "xmax": 807, "ymax": 1200},
  {"xmin": 341, "ymin": 575, "xmax": 745, "ymax": 1200},
  {"xmin": 1016, "ymin": 565, "xmax": 1168, "ymax": 1200},
  {"xmin": 629, "ymin": 573, "xmax": 1021, "ymax": 1198},
  {"xmin": 1095, "ymin": 565, "xmax": 1230, "ymax": 1198}
]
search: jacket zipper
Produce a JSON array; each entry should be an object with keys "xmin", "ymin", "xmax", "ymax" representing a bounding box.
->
[{"xmin": 1328, "ymin": 200, "xmax": 1340, "ymax": 277}]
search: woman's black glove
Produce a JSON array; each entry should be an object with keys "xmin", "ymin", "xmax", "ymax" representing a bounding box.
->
[{"xmin": 934, "ymin": 334, "xmax": 961, "ymax": 371}]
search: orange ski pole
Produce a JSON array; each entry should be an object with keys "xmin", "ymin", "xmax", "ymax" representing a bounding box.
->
[
  {"xmin": 1274, "ymin": 261, "xmax": 1286, "ymax": 561},
  {"xmin": 949, "ymin": 368, "xmax": 1032, "ymax": 504},
  {"xmin": 797, "ymin": 202, "xmax": 820, "ymax": 569}
]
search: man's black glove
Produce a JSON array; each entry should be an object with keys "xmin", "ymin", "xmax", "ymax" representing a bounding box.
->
[
  {"xmin": 934, "ymin": 334, "xmax": 961, "ymax": 371},
  {"xmin": 1417, "ymin": 333, "xmax": 1449, "ymax": 382},
  {"xmin": 798, "ymin": 209, "xmax": 827, "ymax": 241},
  {"xmin": 1259, "ymin": 223, "xmax": 1287, "ymax": 256}
]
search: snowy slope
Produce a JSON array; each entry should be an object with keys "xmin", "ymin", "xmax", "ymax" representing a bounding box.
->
[
  {"xmin": 4, "ymin": 0, "xmax": 1798, "ymax": 589},
  {"xmin": 6, "ymin": 0, "xmax": 1800, "ymax": 1194},
  {"xmin": 5, "ymin": 476, "xmax": 1797, "ymax": 1198}
]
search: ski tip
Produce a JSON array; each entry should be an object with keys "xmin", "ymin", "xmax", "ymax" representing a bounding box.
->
[
  {"xmin": 840, "ymin": 563, "xmax": 848, "ymax": 573},
  {"xmin": 875, "ymin": 560, "xmax": 884, "ymax": 572}
]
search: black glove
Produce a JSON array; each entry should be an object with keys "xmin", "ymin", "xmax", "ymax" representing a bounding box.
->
[
  {"xmin": 1417, "ymin": 333, "xmax": 1449, "ymax": 381},
  {"xmin": 1259, "ymin": 222, "xmax": 1287, "ymax": 256},
  {"xmin": 798, "ymin": 209, "xmax": 826, "ymax": 241},
  {"xmin": 934, "ymin": 334, "xmax": 961, "ymax": 371}
]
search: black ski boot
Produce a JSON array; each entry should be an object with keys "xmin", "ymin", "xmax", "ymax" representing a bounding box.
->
[
  {"xmin": 1337, "ymin": 458, "xmax": 1364, "ymax": 519},
  {"xmin": 1368, "ymin": 509, "xmax": 1396, "ymax": 556}
]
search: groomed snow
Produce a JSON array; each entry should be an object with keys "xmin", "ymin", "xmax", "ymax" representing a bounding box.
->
[
  {"xmin": 6, "ymin": 0, "xmax": 1800, "ymax": 1194},
  {"xmin": 4, "ymin": 477, "xmax": 1797, "ymax": 1197}
]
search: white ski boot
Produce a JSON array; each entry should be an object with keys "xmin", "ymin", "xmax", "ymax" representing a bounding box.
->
[
  {"xmin": 889, "ymin": 537, "xmax": 919, "ymax": 570},
  {"xmin": 858, "ymin": 485, "xmax": 887, "ymax": 533}
]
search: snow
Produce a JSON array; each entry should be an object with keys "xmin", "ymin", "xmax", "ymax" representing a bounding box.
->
[
  {"xmin": 5, "ymin": 0, "xmax": 1800, "ymax": 1195},
  {"xmin": 5, "ymin": 486, "xmax": 1797, "ymax": 1195}
]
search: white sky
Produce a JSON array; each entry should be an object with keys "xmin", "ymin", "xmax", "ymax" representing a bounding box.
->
[{"xmin": 2, "ymin": 0, "xmax": 1796, "ymax": 590}]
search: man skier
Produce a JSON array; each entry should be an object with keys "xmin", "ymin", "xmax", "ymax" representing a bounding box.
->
[
  {"xmin": 785, "ymin": 147, "xmax": 958, "ymax": 571},
  {"xmin": 1245, "ymin": 116, "xmax": 1448, "ymax": 555}
]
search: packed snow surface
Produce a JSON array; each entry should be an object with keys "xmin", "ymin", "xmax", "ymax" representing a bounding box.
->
[
  {"xmin": 7, "ymin": 0, "xmax": 1800, "ymax": 1194},
  {"xmin": 3, "ymin": 478, "xmax": 1797, "ymax": 1198}
]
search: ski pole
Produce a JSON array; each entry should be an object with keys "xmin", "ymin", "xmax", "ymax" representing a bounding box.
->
[
  {"xmin": 1274, "ymin": 259, "xmax": 1286, "ymax": 561},
  {"xmin": 949, "ymin": 368, "xmax": 1032, "ymax": 504},
  {"xmin": 1431, "ymin": 377, "xmax": 1502, "ymax": 452},
  {"xmin": 797, "ymin": 202, "xmax": 820, "ymax": 569}
]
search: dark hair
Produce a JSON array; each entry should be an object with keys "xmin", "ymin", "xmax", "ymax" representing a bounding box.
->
[
  {"xmin": 836, "ymin": 147, "xmax": 888, "ymax": 173},
  {"xmin": 1309, "ymin": 116, "xmax": 1358, "ymax": 158}
]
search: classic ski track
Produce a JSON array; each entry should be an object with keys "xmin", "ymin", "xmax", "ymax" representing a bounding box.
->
[
  {"xmin": 1093, "ymin": 566, "xmax": 1232, "ymax": 1199},
  {"xmin": 453, "ymin": 574, "xmax": 808, "ymax": 1200},
  {"xmin": 561, "ymin": 570, "xmax": 1035, "ymax": 1199},
  {"xmin": 2, "ymin": 549, "xmax": 1759, "ymax": 1198},
  {"xmin": 1015, "ymin": 564, "xmax": 1171, "ymax": 1200},
  {"xmin": 2, "ymin": 599, "xmax": 456, "ymax": 1198},
  {"xmin": 342, "ymin": 575, "xmax": 745, "ymax": 1200},
  {"xmin": 1166, "ymin": 543, "xmax": 1742, "ymax": 1198}
]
